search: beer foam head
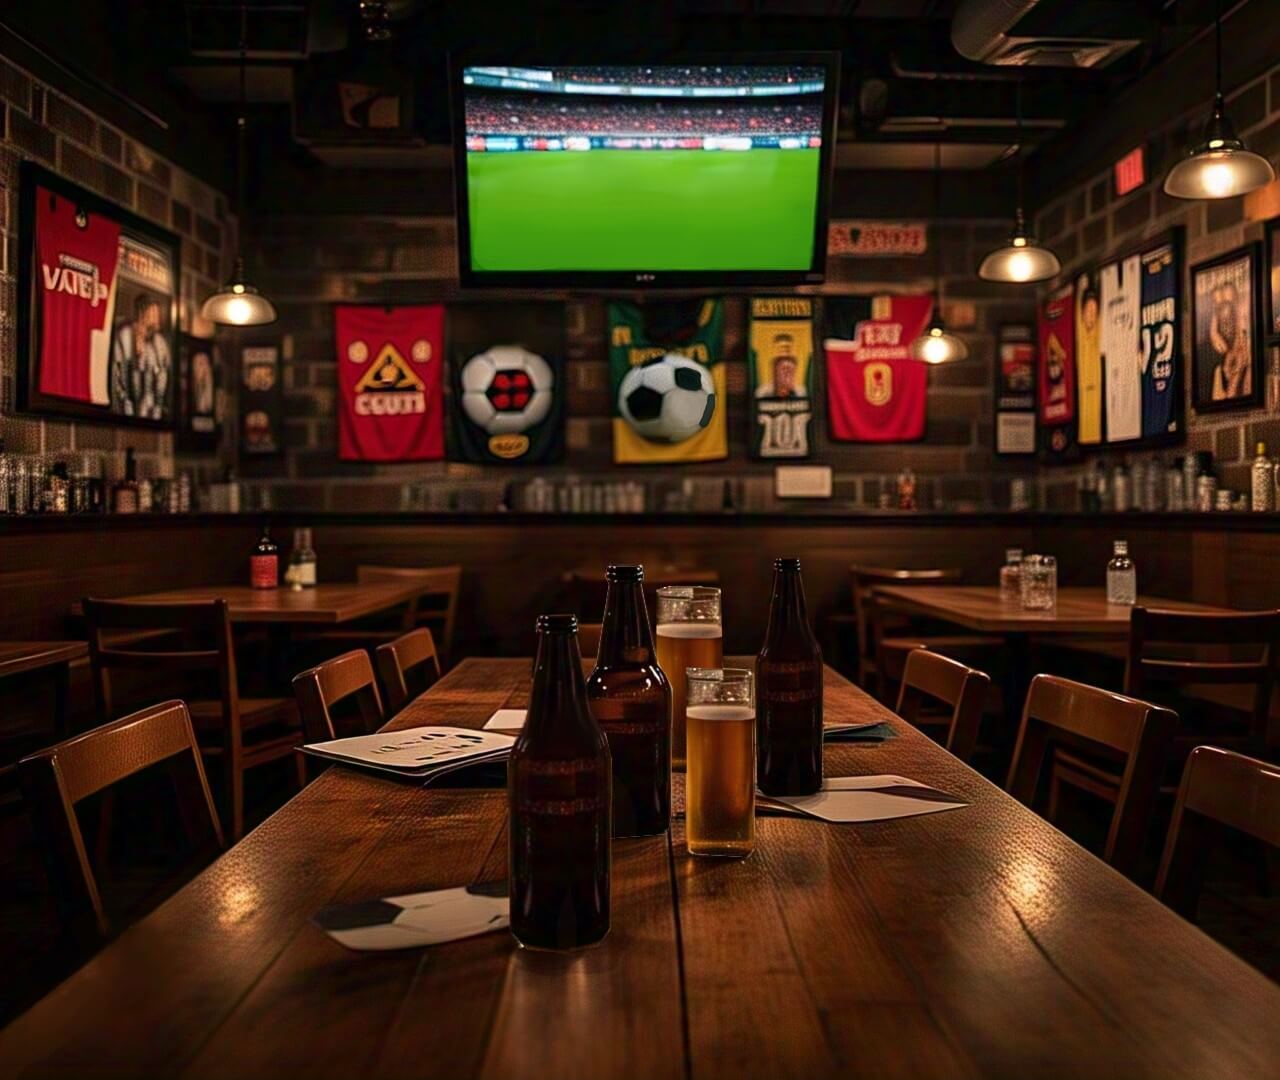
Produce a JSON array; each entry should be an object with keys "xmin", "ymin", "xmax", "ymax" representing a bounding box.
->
[
  {"xmin": 655, "ymin": 622, "xmax": 722, "ymax": 639},
  {"xmin": 686, "ymin": 705, "xmax": 755, "ymax": 722}
]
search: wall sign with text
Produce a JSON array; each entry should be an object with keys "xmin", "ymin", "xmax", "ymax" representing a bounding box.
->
[
  {"xmin": 239, "ymin": 344, "xmax": 283, "ymax": 456},
  {"xmin": 827, "ymin": 221, "xmax": 927, "ymax": 258},
  {"xmin": 994, "ymin": 323, "xmax": 1036, "ymax": 456}
]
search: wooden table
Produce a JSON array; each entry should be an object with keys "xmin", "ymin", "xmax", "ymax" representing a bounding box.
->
[
  {"xmin": 3, "ymin": 660, "xmax": 1278, "ymax": 1078},
  {"xmin": 91, "ymin": 582, "xmax": 427, "ymax": 625},
  {"xmin": 0, "ymin": 640, "xmax": 88, "ymax": 743}
]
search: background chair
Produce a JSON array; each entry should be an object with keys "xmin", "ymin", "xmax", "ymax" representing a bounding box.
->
[
  {"xmin": 895, "ymin": 647, "xmax": 991, "ymax": 765},
  {"xmin": 1007, "ymin": 674, "xmax": 1175, "ymax": 878},
  {"xmin": 18, "ymin": 701, "xmax": 223, "ymax": 944},
  {"xmin": 356, "ymin": 564, "xmax": 463, "ymax": 666},
  {"xmin": 293, "ymin": 649, "xmax": 386, "ymax": 745},
  {"xmin": 83, "ymin": 598, "xmax": 302, "ymax": 842},
  {"xmin": 375, "ymin": 628, "xmax": 442, "ymax": 714}
]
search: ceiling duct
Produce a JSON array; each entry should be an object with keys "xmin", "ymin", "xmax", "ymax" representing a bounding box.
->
[{"xmin": 951, "ymin": 0, "xmax": 1150, "ymax": 69}]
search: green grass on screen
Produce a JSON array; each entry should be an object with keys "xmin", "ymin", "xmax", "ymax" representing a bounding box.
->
[{"xmin": 467, "ymin": 149, "xmax": 820, "ymax": 271}]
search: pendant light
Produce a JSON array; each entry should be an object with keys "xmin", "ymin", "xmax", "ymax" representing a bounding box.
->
[
  {"xmin": 911, "ymin": 138, "xmax": 969, "ymax": 364},
  {"xmin": 1164, "ymin": 0, "xmax": 1275, "ymax": 200},
  {"xmin": 201, "ymin": 3, "xmax": 276, "ymax": 326},
  {"xmin": 978, "ymin": 77, "xmax": 1060, "ymax": 284}
]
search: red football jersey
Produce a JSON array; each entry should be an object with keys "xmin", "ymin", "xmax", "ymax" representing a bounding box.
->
[{"xmin": 36, "ymin": 187, "xmax": 121, "ymax": 405}]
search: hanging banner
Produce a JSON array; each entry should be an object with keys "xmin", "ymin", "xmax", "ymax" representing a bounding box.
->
[
  {"xmin": 1140, "ymin": 239, "xmax": 1180, "ymax": 438},
  {"xmin": 748, "ymin": 296, "xmax": 815, "ymax": 459},
  {"xmin": 995, "ymin": 323, "xmax": 1036, "ymax": 456},
  {"xmin": 1101, "ymin": 254, "xmax": 1143, "ymax": 443},
  {"xmin": 608, "ymin": 298, "xmax": 726, "ymax": 465},
  {"xmin": 823, "ymin": 294, "xmax": 931, "ymax": 442},
  {"xmin": 1074, "ymin": 268, "xmax": 1103, "ymax": 445},
  {"xmin": 335, "ymin": 304, "xmax": 445, "ymax": 462},
  {"xmin": 450, "ymin": 302, "xmax": 565, "ymax": 464},
  {"xmin": 1038, "ymin": 283, "xmax": 1075, "ymax": 426}
]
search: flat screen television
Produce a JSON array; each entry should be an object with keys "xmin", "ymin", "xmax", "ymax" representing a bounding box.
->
[{"xmin": 450, "ymin": 55, "xmax": 840, "ymax": 287}]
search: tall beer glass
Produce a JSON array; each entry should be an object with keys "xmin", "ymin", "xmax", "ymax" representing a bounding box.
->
[
  {"xmin": 685, "ymin": 668, "xmax": 755, "ymax": 858},
  {"xmin": 655, "ymin": 586, "xmax": 722, "ymax": 770}
]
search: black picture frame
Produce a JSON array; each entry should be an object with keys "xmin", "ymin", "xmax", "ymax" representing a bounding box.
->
[
  {"xmin": 16, "ymin": 161, "xmax": 181, "ymax": 430},
  {"xmin": 993, "ymin": 322, "xmax": 1037, "ymax": 458},
  {"xmin": 176, "ymin": 334, "xmax": 221, "ymax": 453},
  {"xmin": 1190, "ymin": 242, "xmax": 1263, "ymax": 413},
  {"xmin": 1265, "ymin": 216, "xmax": 1280, "ymax": 341},
  {"xmin": 448, "ymin": 52, "xmax": 841, "ymax": 289},
  {"xmin": 238, "ymin": 342, "xmax": 284, "ymax": 457}
]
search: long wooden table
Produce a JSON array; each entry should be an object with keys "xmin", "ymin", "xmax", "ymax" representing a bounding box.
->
[
  {"xmin": 87, "ymin": 582, "xmax": 427, "ymax": 625},
  {"xmin": 3, "ymin": 659, "xmax": 1278, "ymax": 1079}
]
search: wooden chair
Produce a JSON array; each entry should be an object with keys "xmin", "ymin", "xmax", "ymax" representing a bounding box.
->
[
  {"xmin": 356, "ymin": 564, "xmax": 462, "ymax": 665},
  {"xmin": 1007, "ymin": 674, "xmax": 1176, "ymax": 878},
  {"xmin": 18, "ymin": 700, "xmax": 223, "ymax": 944},
  {"xmin": 1155, "ymin": 745, "xmax": 1280, "ymax": 921},
  {"xmin": 895, "ymin": 647, "xmax": 991, "ymax": 765},
  {"xmin": 375, "ymin": 628, "xmax": 442, "ymax": 715},
  {"xmin": 83, "ymin": 598, "xmax": 303, "ymax": 842},
  {"xmin": 577, "ymin": 623, "xmax": 604, "ymax": 664},
  {"xmin": 293, "ymin": 649, "xmax": 386, "ymax": 744}
]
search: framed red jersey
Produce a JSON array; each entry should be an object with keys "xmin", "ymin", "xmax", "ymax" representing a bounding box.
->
[{"xmin": 17, "ymin": 162, "xmax": 181, "ymax": 429}]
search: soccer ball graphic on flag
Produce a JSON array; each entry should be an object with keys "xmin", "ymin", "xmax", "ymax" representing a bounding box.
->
[
  {"xmin": 460, "ymin": 345, "xmax": 554, "ymax": 435},
  {"xmin": 617, "ymin": 354, "xmax": 716, "ymax": 443}
]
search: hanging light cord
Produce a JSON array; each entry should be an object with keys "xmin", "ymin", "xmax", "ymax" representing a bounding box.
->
[
  {"xmin": 233, "ymin": 2, "xmax": 248, "ymax": 280},
  {"xmin": 1014, "ymin": 75, "xmax": 1026, "ymax": 235},
  {"xmin": 1213, "ymin": 0, "xmax": 1223, "ymax": 106}
]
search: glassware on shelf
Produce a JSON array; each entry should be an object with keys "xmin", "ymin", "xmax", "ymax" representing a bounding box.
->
[{"xmin": 1020, "ymin": 554, "xmax": 1057, "ymax": 611}]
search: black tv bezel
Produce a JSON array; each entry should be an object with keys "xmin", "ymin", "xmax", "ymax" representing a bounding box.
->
[{"xmin": 448, "ymin": 52, "xmax": 841, "ymax": 290}]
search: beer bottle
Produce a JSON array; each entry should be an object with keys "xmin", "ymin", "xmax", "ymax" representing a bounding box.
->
[
  {"xmin": 509, "ymin": 614, "xmax": 611, "ymax": 950},
  {"xmin": 756, "ymin": 557, "xmax": 823, "ymax": 796},
  {"xmin": 587, "ymin": 565, "xmax": 672, "ymax": 838}
]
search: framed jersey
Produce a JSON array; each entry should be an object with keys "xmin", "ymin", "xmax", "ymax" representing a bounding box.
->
[{"xmin": 17, "ymin": 162, "xmax": 181, "ymax": 429}]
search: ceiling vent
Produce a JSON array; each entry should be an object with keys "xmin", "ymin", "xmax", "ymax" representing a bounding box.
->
[{"xmin": 952, "ymin": 0, "xmax": 1148, "ymax": 69}]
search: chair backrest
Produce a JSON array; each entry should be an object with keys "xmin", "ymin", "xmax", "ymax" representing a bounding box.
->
[
  {"xmin": 293, "ymin": 649, "xmax": 385, "ymax": 743},
  {"xmin": 895, "ymin": 647, "xmax": 991, "ymax": 764},
  {"xmin": 577, "ymin": 623, "xmax": 604, "ymax": 664},
  {"xmin": 849, "ymin": 566, "xmax": 964, "ymax": 672},
  {"xmin": 1155, "ymin": 745, "xmax": 1280, "ymax": 919},
  {"xmin": 356, "ymin": 565, "xmax": 462, "ymax": 661},
  {"xmin": 1007, "ymin": 674, "xmax": 1176, "ymax": 876},
  {"xmin": 1126, "ymin": 606, "xmax": 1280, "ymax": 751},
  {"xmin": 375, "ymin": 628, "xmax": 442, "ymax": 714},
  {"xmin": 18, "ymin": 700, "xmax": 223, "ymax": 942},
  {"xmin": 83, "ymin": 598, "xmax": 239, "ymax": 726}
]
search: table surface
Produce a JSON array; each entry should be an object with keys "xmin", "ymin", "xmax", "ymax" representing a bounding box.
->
[
  {"xmin": 874, "ymin": 584, "xmax": 1234, "ymax": 634},
  {"xmin": 86, "ymin": 582, "xmax": 426, "ymax": 625},
  {"xmin": 0, "ymin": 640, "xmax": 87, "ymax": 679},
  {"xmin": 3, "ymin": 659, "xmax": 1278, "ymax": 1079}
]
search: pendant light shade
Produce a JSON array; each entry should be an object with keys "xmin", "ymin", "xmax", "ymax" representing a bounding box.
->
[
  {"xmin": 978, "ymin": 225, "xmax": 1062, "ymax": 284},
  {"xmin": 1164, "ymin": 94, "xmax": 1275, "ymax": 199},
  {"xmin": 910, "ymin": 320, "xmax": 970, "ymax": 364}
]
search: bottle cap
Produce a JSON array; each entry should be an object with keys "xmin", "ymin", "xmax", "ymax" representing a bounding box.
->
[
  {"xmin": 1114, "ymin": 539, "xmax": 1128, "ymax": 554},
  {"xmin": 1007, "ymin": 547, "xmax": 1023, "ymax": 561},
  {"xmin": 605, "ymin": 564, "xmax": 644, "ymax": 582},
  {"xmin": 773, "ymin": 557, "xmax": 801, "ymax": 571},
  {"xmin": 536, "ymin": 613, "xmax": 579, "ymax": 634},
  {"xmin": 1258, "ymin": 442, "xmax": 1268, "ymax": 456}
]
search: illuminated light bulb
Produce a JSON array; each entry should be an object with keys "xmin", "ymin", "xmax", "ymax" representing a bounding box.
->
[
  {"xmin": 225, "ymin": 296, "xmax": 254, "ymax": 325},
  {"xmin": 1007, "ymin": 251, "xmax": 1034, "ymax": 282},
  {"xmin": 921, "ymin": 333, "xmax": 950, "ymax": 364},
  {"xmin": 1201, "ymin": 161, "xmax": 1235, "ymax": 197}
]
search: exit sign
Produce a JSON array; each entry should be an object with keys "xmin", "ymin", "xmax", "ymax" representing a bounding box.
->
[{"xmin": 1114, "ymin": 146, "xmax": 1146, "ymax": 197}]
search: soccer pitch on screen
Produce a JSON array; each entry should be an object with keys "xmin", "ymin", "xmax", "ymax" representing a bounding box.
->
[{"xmin": 466, "ymin": 149, "xmax": 822, "ymax": 272}]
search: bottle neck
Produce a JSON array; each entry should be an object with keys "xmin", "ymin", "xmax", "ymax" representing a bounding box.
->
[
  {"xmin": 597, "ymin": 579, "xmax": 655, "ymax": 666},
  {"xmin": 528, "ymin": 630, "xmax": 592, "ymax": 734},
  {"xmin": 765, "ymin": 568, "xmax": 811, "ymax": 644}
]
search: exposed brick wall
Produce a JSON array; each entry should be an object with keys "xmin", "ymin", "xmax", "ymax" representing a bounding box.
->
[
  {"xmin": 1033, "ymin": 58, "xmax": 1280, "ymax": 510},
  {"xmin": 0, "ymin": 53, "xmax": 232, "ymax": 483},
  {"xmin": 242, "ymin": 197, "xmax": 1038, "ymax": 513}
]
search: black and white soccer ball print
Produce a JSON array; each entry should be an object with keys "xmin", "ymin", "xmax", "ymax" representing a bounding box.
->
[
  {"xmin": 460, "ymin": 345, "xmax": 554, "ymax": 436},
  {"xmin": 617, "ymin": 353, "xmax": 716, "ymax": 443}
]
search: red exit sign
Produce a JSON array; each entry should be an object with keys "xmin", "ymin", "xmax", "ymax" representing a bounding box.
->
[{"xmin": 1114, "ymin": 145, "xmax": 1146, "ymax": 197}]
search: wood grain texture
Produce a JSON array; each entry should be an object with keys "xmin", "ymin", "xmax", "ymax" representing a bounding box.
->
[
  {"xmin": 875, "ymin": 586, "xmax": 1234, "ymax": 635},
  {"xmin": 2, "ymin": 660, "xmax": 1279, "ymax": 1079},
  {"xmin": 0, "ymin": 641, "xmax": 87, "ymax": 679}
]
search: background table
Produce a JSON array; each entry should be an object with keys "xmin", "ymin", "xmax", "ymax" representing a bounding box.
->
[
  {"xmin": 92, "ymin": 582, "xmax": 427, "ymax": 625},
  {"xmin": 3, "ymin": 659, "xmax": 1278, "ymax": 1079}
]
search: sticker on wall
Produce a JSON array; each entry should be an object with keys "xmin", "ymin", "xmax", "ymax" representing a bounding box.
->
[
  {"xmin": 608, "ymin": 298, "xmax": 726, "ymax": 465},
  {"xmin": 334, "ymin": 305, "xmax": 445, "ymax": 462},
  {"xmin": 240, "ymin": 344, "xmax": 283, "ymax": 456},
  {"xmin": 748, "ymin": 297, "xmax": 815, "ymax": 459},
  {"xmin": 450, "ymin": 302, "xmax": 565, "ymax": 465},
  {"xmin": 823, "ymin": 294, "xmax": 931, "ymax": 443}
]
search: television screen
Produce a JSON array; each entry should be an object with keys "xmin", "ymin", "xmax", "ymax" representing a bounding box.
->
[{"xmin": 451, "ymin": 58, "xmax": 838, "ymax": 287}]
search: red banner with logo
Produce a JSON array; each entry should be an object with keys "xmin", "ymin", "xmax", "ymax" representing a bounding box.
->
[
  {"xmin": 824, "ymin": 294, "xmax": 932, "ymax": 442},
  {"xmin": 335, "ymin": 305, "xmax": 444, "ymax": 462},
  {"xmin": 1037, "ymin": 283, "xmax": 1076, "ymax": 425}
]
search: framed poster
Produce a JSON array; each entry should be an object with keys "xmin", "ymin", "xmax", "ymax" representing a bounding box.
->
[
  {"xmin": 239, "ymin": 343, "xmax": 284, "ymax": 456},
  {"xmin": 1191, "ymin": 243, "xmax": 1262, "ymax": 412},
  {"xmin": 1265, "ymin": 217, "xmax": 1280, "ymax": 341},
  {"xmin": 994, "ymin": 323, "xmax": 1036, "ymax": 457},
  {"xmin": 176, "ymin": 334, "xmax": 221, "ymax": 452},
  {"xmin": 16, "ymin": 161, "xmax": 180, "ymax": 429}
]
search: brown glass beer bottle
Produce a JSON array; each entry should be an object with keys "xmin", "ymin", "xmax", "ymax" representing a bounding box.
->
[
  {"xmin": 756, "ymin": 557, "xmax": 823, "ymax": 796},
  {"xmin": 587, "ymin": 565, "xmax": 672, "ymax": 837}
]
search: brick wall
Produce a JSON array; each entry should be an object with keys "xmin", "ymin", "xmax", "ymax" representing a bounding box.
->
[
  {"xmin": 242, "ymin": 197, "xmax": 1039, "ymax": 513},
  {"xmin": 0, "ymin": 53, "xmax": 232, "ymax": 483},
  {"xmin": 1032, "ymin": 58, "xmax": 1280, "ymax": 509}
]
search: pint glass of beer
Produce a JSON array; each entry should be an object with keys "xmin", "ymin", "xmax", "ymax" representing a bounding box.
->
[
  {"xmin": 655, "ymin": 586, "xmax": 723, "ymax": 770},
  {"xmin": 685, "ymin": 668, "xmax": 755, "ymax": 858}
]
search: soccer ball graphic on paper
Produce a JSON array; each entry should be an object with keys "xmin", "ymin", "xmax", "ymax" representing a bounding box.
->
[
  {"xmin": 618, "ymin": 354, "xmax": 716, "ymax": 443},
  {"xmin": 459, "ymin": 345, "xmax": 554, "ymax": 435}
]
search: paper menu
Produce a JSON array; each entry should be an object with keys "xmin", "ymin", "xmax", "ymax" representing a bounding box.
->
[
  {"xmin": 760, "ymin": 775, "xmax": 966, "ymax": 823},
  {"xmin": 483, "ymin": 709, "xmax": 527, "ymax": 732},
  {"xmin": 313, "ymin": 884, "xmax": 509, "ymax": 952},
  {"xmin": 301, "ymin": 726, "xmax": 514, "ymax": 779}
]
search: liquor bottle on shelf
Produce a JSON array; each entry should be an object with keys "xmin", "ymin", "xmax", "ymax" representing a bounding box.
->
[
  {"xmin": 111, "ymin": 449, "xmax": 139, "ymax": 514},
  {"xmin": 250, "ymin": 524, "xmax": 279, "ymax": 589},
  {"xmin": 1106, "ymin": 540, "xmax": 1137, "ymax": 605},
  {"xmin": 509, "ymin": 614, "xmax": 611, "ymax": 951},
  {"xmin": 285, "ymin": 528, "xmax": 318, "ymax": 589},
  {"xmin": 999, "ymin": 548, "xmax": 1024, "ymax": 605},
  {"xmin": 0, "ymin": 442, "xmax": 10, "ymax": 515},
  {"xmin": 44, "ymin": 461, "xmax": 69, "ymax": 514},
  {"xmin": 756, "ymin": 557, "xmax": 823, "ymax": 797},
  {"xmin": 1251, "ymin": 442, "xmax": 1275, "ymax": 512},
  {"xmin": 586, "ymin": 564, "xmax": 671, "ymax": 838}
]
